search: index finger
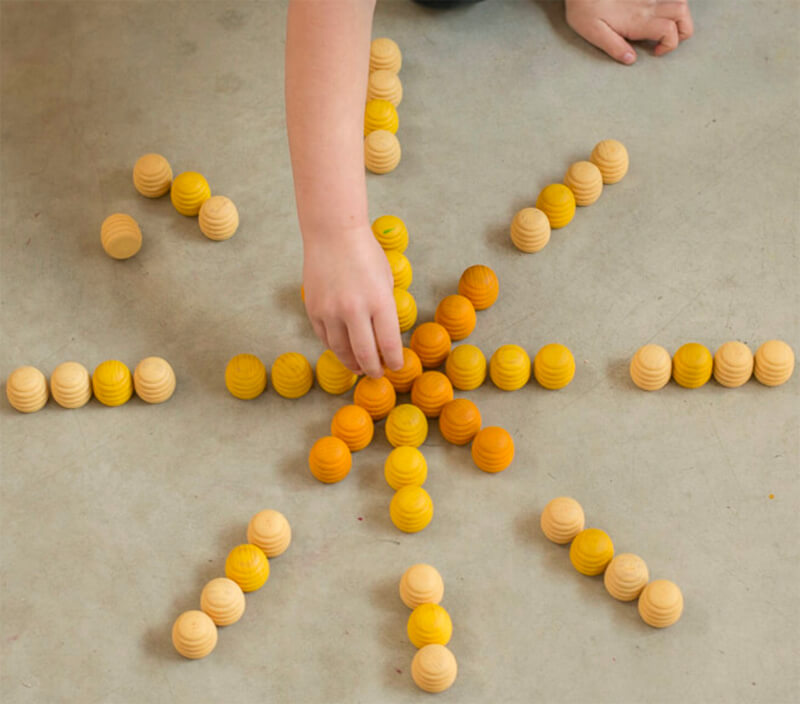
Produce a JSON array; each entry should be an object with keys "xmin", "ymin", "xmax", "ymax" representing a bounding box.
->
[{"xmin": 373, "ymin": 305, "xmax": 404, "ymax": 371}]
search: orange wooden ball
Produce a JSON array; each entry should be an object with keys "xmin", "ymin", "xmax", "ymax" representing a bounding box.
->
[
  {"xmin": 438, "ymin": 399, "xmax": 482, "ymax": 445},
  {"xmin": 471, "ymin": 426, "xmax": 514, "ymax": 473},
  {"xmin": 410, "ymin": 371, "xmax": 454, "ymax": 418},
  {"xmin": 410, "ymin": 322, "xmax": 452, "ymax": 369},
  {"xmin": 434, "ymin": 295, "xmax": 476, "ymax": 341},
  {"xmin": 330, "ymin": 404, "xmax": 375, "ymax": 451},
  {"xmin": 308, "ymin": 436, "xmax": 352, "ymax": 483},
  {"xmin": 353, "ymin": 376, "xmax": 396, "ymax": 420},
  {"xmin": 383, "ymin": 347, "xmax": 423, "ymax": 393},
  {"xmin": 458, "ymin": 265, "xmax": 499, "ymax": 310}
]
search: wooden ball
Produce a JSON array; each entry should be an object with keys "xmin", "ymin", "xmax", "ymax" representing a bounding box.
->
[
  {"xmin": 331, "ymin": 404, "xmax": 374, "ymax": 451},
  {"xmin": 386, "ymin": 250, "xmax": 413, "ymax": 290},
  {"xmin": 225, "ymin": 353, "xmax": 267, "ymax": 400},
  {"xmin": 353, "ymin": 376, "xmax": 396, "ymax": 420},
  {"xmin": 364, "ymin": 130, "xmax": 401, "ymax": 174},
  {"xmin": 364, "ymin": 99, "xmax": 399, "ymax": 136},
  {"xmin": 399, "ymin": 564, "xmax": 444, "ymax": 609},
  {"xmin": 411, "ymin": 644, "xmax": 458, "ymax": 693},
  {"xmin": 308, "ymin": 436, "xmax": 352, "ymax": 483},
  {"xmin": 198, "ymin": 195, "xmax": 239, "ymax": 241},
  {"xmin": 713, "ymin": 341, "xmax": 753, "ymax": 388},
  {"xmin": 370, "ymin": 37, "xmax": 402, "ymax": 73},
  {"xmin": 435, "ymin": 295, "xmax": 476, "ymax": 341},
  {"xmin": 438, "ymin": 398, "xmax": 482, "ymax": 445},
  {"xmin": 540, "ymin": 497, "xmax": 585, "ymax": 544},
  {"xmin": 385, "ymin": 403, "xmax": 428, "ymax": 448},
  {"xmin": 6, "ymin": 365, "xmax": 48, "ymax": 413},
  {"xmin": 383, "ymin": 347, "xmax": 423, "ymax": 393},
  {"xmin": 490, "ymin": 344, "xmax": 531, "ymax": 391},
  {"xmin": 101, "ymin": 213, "xmax": 142, "ymax": 260},
  {"xmin": 569, "ymin": 528, "xmax": 614, "ymax": 576},
  {"xmin": 604, "ymin": 553, "xmax": 649, "ymax": 602},
  {"xmin": 534, "ymin": 343, "xmax": 575, "ymax": 390},
  {"xmin": 754, "ymin": 340, "xmax": 794, "ymax": 387},
  {"xmin": 445, "ymin": 344, "xmax": 487, "ymax": 391},
  {"xmin": 367, "ymin": 69, "xmax": 403, "ymax": 106},
  {"xmin": 630, "ymin": 344, "xmax": 672, "ymax": 391},
  {"xmin": 410, "ymin": 371, "xmax": 454, "ymax": 418},
  {"xmin": 200, "ymin": 577, "xmax": 245, "ymax": 626},
  {"xmin": 407, "ymin": 603, "xmax": 452, "ymax": 648},
  {"xmin": 384, "ymin": 446, "xmax": 428, "ymax": 490},
  {"xmin": 638, "ymin": 579, "xmax": 683, "ymax": 628},
  {"xmin": 536, "ymin": 184, "xmax": 576, "ymax": 229},
  {"xmin": 50, "ymin": 361, "xmax": 91, "ymax": 409},
  {"xmin": 316, "ymin": 350, "xmax": 357, "ymax": 395},
  {"xmin": 133, "ymin": 356, "xmax": 176, "ymax": 404},
  {"xmin": 271, "ymin": 352, "xmax": 313, "ymax": 399},
  {"xmin": 172, "ymin": 610, "xmax": 218, "ymax": 659},
  {"xmin": 393, "ymin": 288, "xmax": 418, "ymax": 332},
  {"xmin": 510, "ymin": 207, "xmax": 551, "ymax": 252},
  {"xmin": 410, "ymin": 322, "xmax": 452, "ymax": 368},
  {"xmin": 564, "ymin": 161, "xmax": 603, "ymax": 206},
  {"xmin": 471, "ymin": 426, "xmax": 514, "ymax": 473},
  {"xmin": 224, "ymin": 544, "xmax": 270, "ymax": 592},
  {"xmin": 133, "ymin": 153, "xmax": 172, "ymax": 198},
  {"xmin": 247, "ymin": 509, "xmax": 292, "ymax": 558},
  {"xmin": 92, "ymin": 360, "xmax": 133, "ymax": 407},
  {"xmin": 458, "ymin": 265, "xmax": 499, "ymax": 310},
  {"xmin": 672, "ymin": 343, "xmax": 713, "ymax": 389},
  {"xmin": 170, "ymin": 171, "xmax": 211, "ymax": 216},
  {"xmin": 371, "ymin": 215, "xmax": 408, "ymax": 252},
  {"xmin": 390, "ymin": 486, "xmax": 434, "ymax": 533},
  {"xmin": 590, "ymin": 139, "xmax": 629, "ymax": 184}
]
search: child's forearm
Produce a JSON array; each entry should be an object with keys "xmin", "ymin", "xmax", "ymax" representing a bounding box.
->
[{"xmin": 286, "ymin": 0, "xmax": 376, "ymax": 243}]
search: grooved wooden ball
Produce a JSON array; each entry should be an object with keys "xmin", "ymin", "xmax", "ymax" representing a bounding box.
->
[
  {"xmin": 172, "ymin": 610, "xmax": 218, "ymax": 659},
  {"xmin": 50, "ymin": 361, "xmax": 91, "ymax": 409},
  {"xmin": 200, "ymin": 578, "xmax": 245, "ymax": 626},
  {"xmin": 6, "ymin": 365, "xmax": 48, "ymax": 413},
  {"xmin": 101, "ymin": 213, "xmax": 142, "ymax": 260},
  {"xmin": 247, "ymin": 509, "xmax": 292, "ymax": 558},
  {"xmin": 133, "ymin": 153, "xmax": 172, "ymax": 198},
  {"xmin": 510, "ymin": 207, "xmax": 551, "ymax": 252},
  {"xmin": 198, "ymin": 195, "xmax": 239, "ymax": 241}
]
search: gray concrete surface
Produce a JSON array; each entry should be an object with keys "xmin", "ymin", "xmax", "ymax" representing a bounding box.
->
[{"xmin": 1, "ymin": 1, "xmax": 798, "ymax": 702}]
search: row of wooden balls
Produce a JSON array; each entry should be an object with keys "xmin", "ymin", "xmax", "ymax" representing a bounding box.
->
[
  {"xmin": 5, "ymin": 357, "xmax": 175, "ymax": 413},
  {"xmin": 172, "ymin": 509, "xmax": 291, "ymax": 659},
  {"xmin": 399, "ymin": 564, "xmax": 458, "ymax": 693},
  {"xmin": 541, "ymin": 497, "xmax": 683, "ymax": 629},
  {"xmin": 510, "ymin": 139, "xmax": 630, "ymax": 253},
  {"xmin": 364, "ymin": 38, "xmax": 403, "ymax": 174},
  {"xmin": 630, "ymin": 339, "xmax": 794, "ymax": 391},
  {"xmin": 100, "ymin": 153, "xmax": 240, "ymax": 260}
]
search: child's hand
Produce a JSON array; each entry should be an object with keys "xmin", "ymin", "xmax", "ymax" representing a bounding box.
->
[
  {"xmin": 303, "ymin": 226, "xmax": 404, "ymax": 378},
  {"xmin": 565, "ymin": 0, "xmax": 693, "ymax": 65}
]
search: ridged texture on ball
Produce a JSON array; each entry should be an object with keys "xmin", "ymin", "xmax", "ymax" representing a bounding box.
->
[
  {"xmin": 316, "ymin": 350, "xmax": 357, "ymax": 395},
  {"xmin": 471, "ymin": 426, "xmax": 514, "ymax": 473},
  {"xmin": 386, "ymin": 250, "xmax": 413, "ymax": 290},
  {"xmin": 672, "ymin": 343, "xmax": 713, "ymax": 389},
  {"xmin": 271, "ymin": 352, "xmax": 313, "ymax": 399},
  {"xmin": 534, "ymin": 343, "xmax": 575, "ymax": 390},
  {"xmin": 172, "ymin": 610, "xmax": 218, "ymax": 659},
  {"xmin": 390, "ymin": 486, "xmax": 434, "ymax": 533},
  {"xmin": 384, "ymin": 446, "xmax": 428, "ymax": 490},
  {"xmin": 510, "ymin": 207, "xmax": 551, "ymax": 252},
  {"xmin": 410, "ymin": 323, "xmax": 452, "ymax": 368},
  {"xmin": 225, "ymin": 353, "xmax": 267, "ymax": 400},
  {"xmin": 604, "ymin": 553, "xmax": 649, "ymax": 602},
  {"xmin": 536, "ymin": 184, "xmax": 576, "ymax": 229},
  {"xmin": 371, "ymin": 215, "xmax": 408, "ymax": 252},
  {"xmin": 92, "ymin": 360, "xmax": 133, "ymax": 407},
  {"xmin": 630, "ymin": 344, "xmax": 672, "ymax": 391},
  {"xmin": 369, "ymin": 37, "xmax": 402, "ymax": 73},
  {"xmin": 394, "ymin": 288, "xmax": 418, "ymax": 332},
  {"xmin": 713, "ymin": 341, "xmax": 753, "ymax": 388},
  {"xmin": 407, "ymin": 604, "xmax": 452, "ymax": 648},
  {"xmin": 590, "ymin": 139, "xmax": 629, "ymax": 184},
  {"xmin": 133, "ymin": 356, "xmax": 176, "ymax": 404},
  {"xmin": 331, "ymin": 404, "xmax": 374, "ymax": 451},
  {"xmin": 133, "ymin": 153, "xmax": 173, "ymax": 198},
  {"xmin": 6, "ymin": 365, "xmax": 49, "ymax": 413},
  {"xmin": 353, "ymin": 376, "xmax": 396, "ymax": 420},
  {"xmin": 364, "ymin": 99, "xmax": 399, "ymax": 136},
  {"xmin": 308, "ymin": 436, "xmax": 352, "ymax": 483},
  {"xmin": 435, "ymin": 295, "xmax": 476, "ymax": 341},
  {"xmin": 385, "ymin": 404, "xmax": 428, "ymax": 448},
  {"xmin": 458, "ymin": 265, "xmax": 499, "ymax": 310},
  {"xmin": 638, "ymin": 579, "xmax": 683, "ymax": 628},
  {"xmin": 198, "ymin": 195, "xmax": 239, "ymax": 241},
  {"xmin": 411, "ymin": 644, "xmax": 458, "ymax": 693},
  {"xmin": 564, "ymin": 161, "xmax": 603, "ymax": 206},
  {"xmin": 247, "ymin": 509, "xmax": 292, "ymax": 558},
  {"xmin": 445, "ymin": 344, "xmax": 487, "ymax": 390},
  {"xmin": 224, "ymin": 544, "xmax": 270, "ymax": 592},
  {"xmin": 439, "ymin": 399, "xmax": 482, "ymax": 445},
  {"xmin": 384, "ymin": 347, "xmax": 423, "ymax": 393},
  {"xmin": 200, "ymin": 578, "xmax": 246, "ymax": 626},
  {"xmin": 367, "ymin": 69, "xmax": 403, "ymax": 105},
  {"xmin": 540, "ymin": 496, "xmax": 585, "ymax": 544},
  {"xmin": 399, "ymin": 564, "xmax": 444, "ymax": 609},
  {"xmin": 754, "ymin": 340, "xmax": 794, "ymax": 387},
  {"xmin": 410, "ymin": 371, "xmax": 454, "ymax": 418},
  {"xmin": 490, "ymin": 344, "xmax": 531, "ymax": 391},
  {"xmin": 170, "ymin": 171, "xmax": 211, "ymax": 216},
  {"xmin": 101, "ymin": 213, "xmax": 142, "ymax": 260},
  {"xmin": 569, "ymin": 529, "xmax": 614, "ymax": 576},
  {"xmin": 365, "ymin": 130, "xmax": 401, "ymax": 174},
  {"xmin": 50, "ymin": 361, "xmax": 91, "ymax": 409}
]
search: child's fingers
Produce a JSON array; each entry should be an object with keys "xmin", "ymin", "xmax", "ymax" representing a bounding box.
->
[
  {"xmin": 372, "ymin": 306, "xmax": 404, "ymax": 372},
  {"xmin": 325, "ymin": 320, "xmax": 361, "ymax": 374},
  {"xmin": 310, "ymin": 318, "xmax": 329, "ymax": 349},
  {"xmin": 632, "ymin": 17, "xmax": 680, "ymax": 55},
  {"xmin": 655, "ymin": 2, "xmax": 694, "ymax": 39},
  {"xmin": 347, "ymin": 316, "xmax": 384, "ymax": 379},
  {"xmin": 586, "ymin": 19, "xmax": 637, "ymax": 65}
]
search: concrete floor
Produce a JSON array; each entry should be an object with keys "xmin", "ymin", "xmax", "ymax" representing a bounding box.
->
[{"xmin": 1, "ymin": 1, "xmax": 798, "ymax": 702}]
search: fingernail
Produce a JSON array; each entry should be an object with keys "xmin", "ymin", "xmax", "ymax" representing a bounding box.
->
[{"xmin": 623, "ymin": 52, "xmax": 635, "ymax": 64}]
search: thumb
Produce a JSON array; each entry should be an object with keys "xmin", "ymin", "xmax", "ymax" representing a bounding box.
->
[{"xmin": 584, "ymin": 19, "xmax": 637, "ymax": 65}]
